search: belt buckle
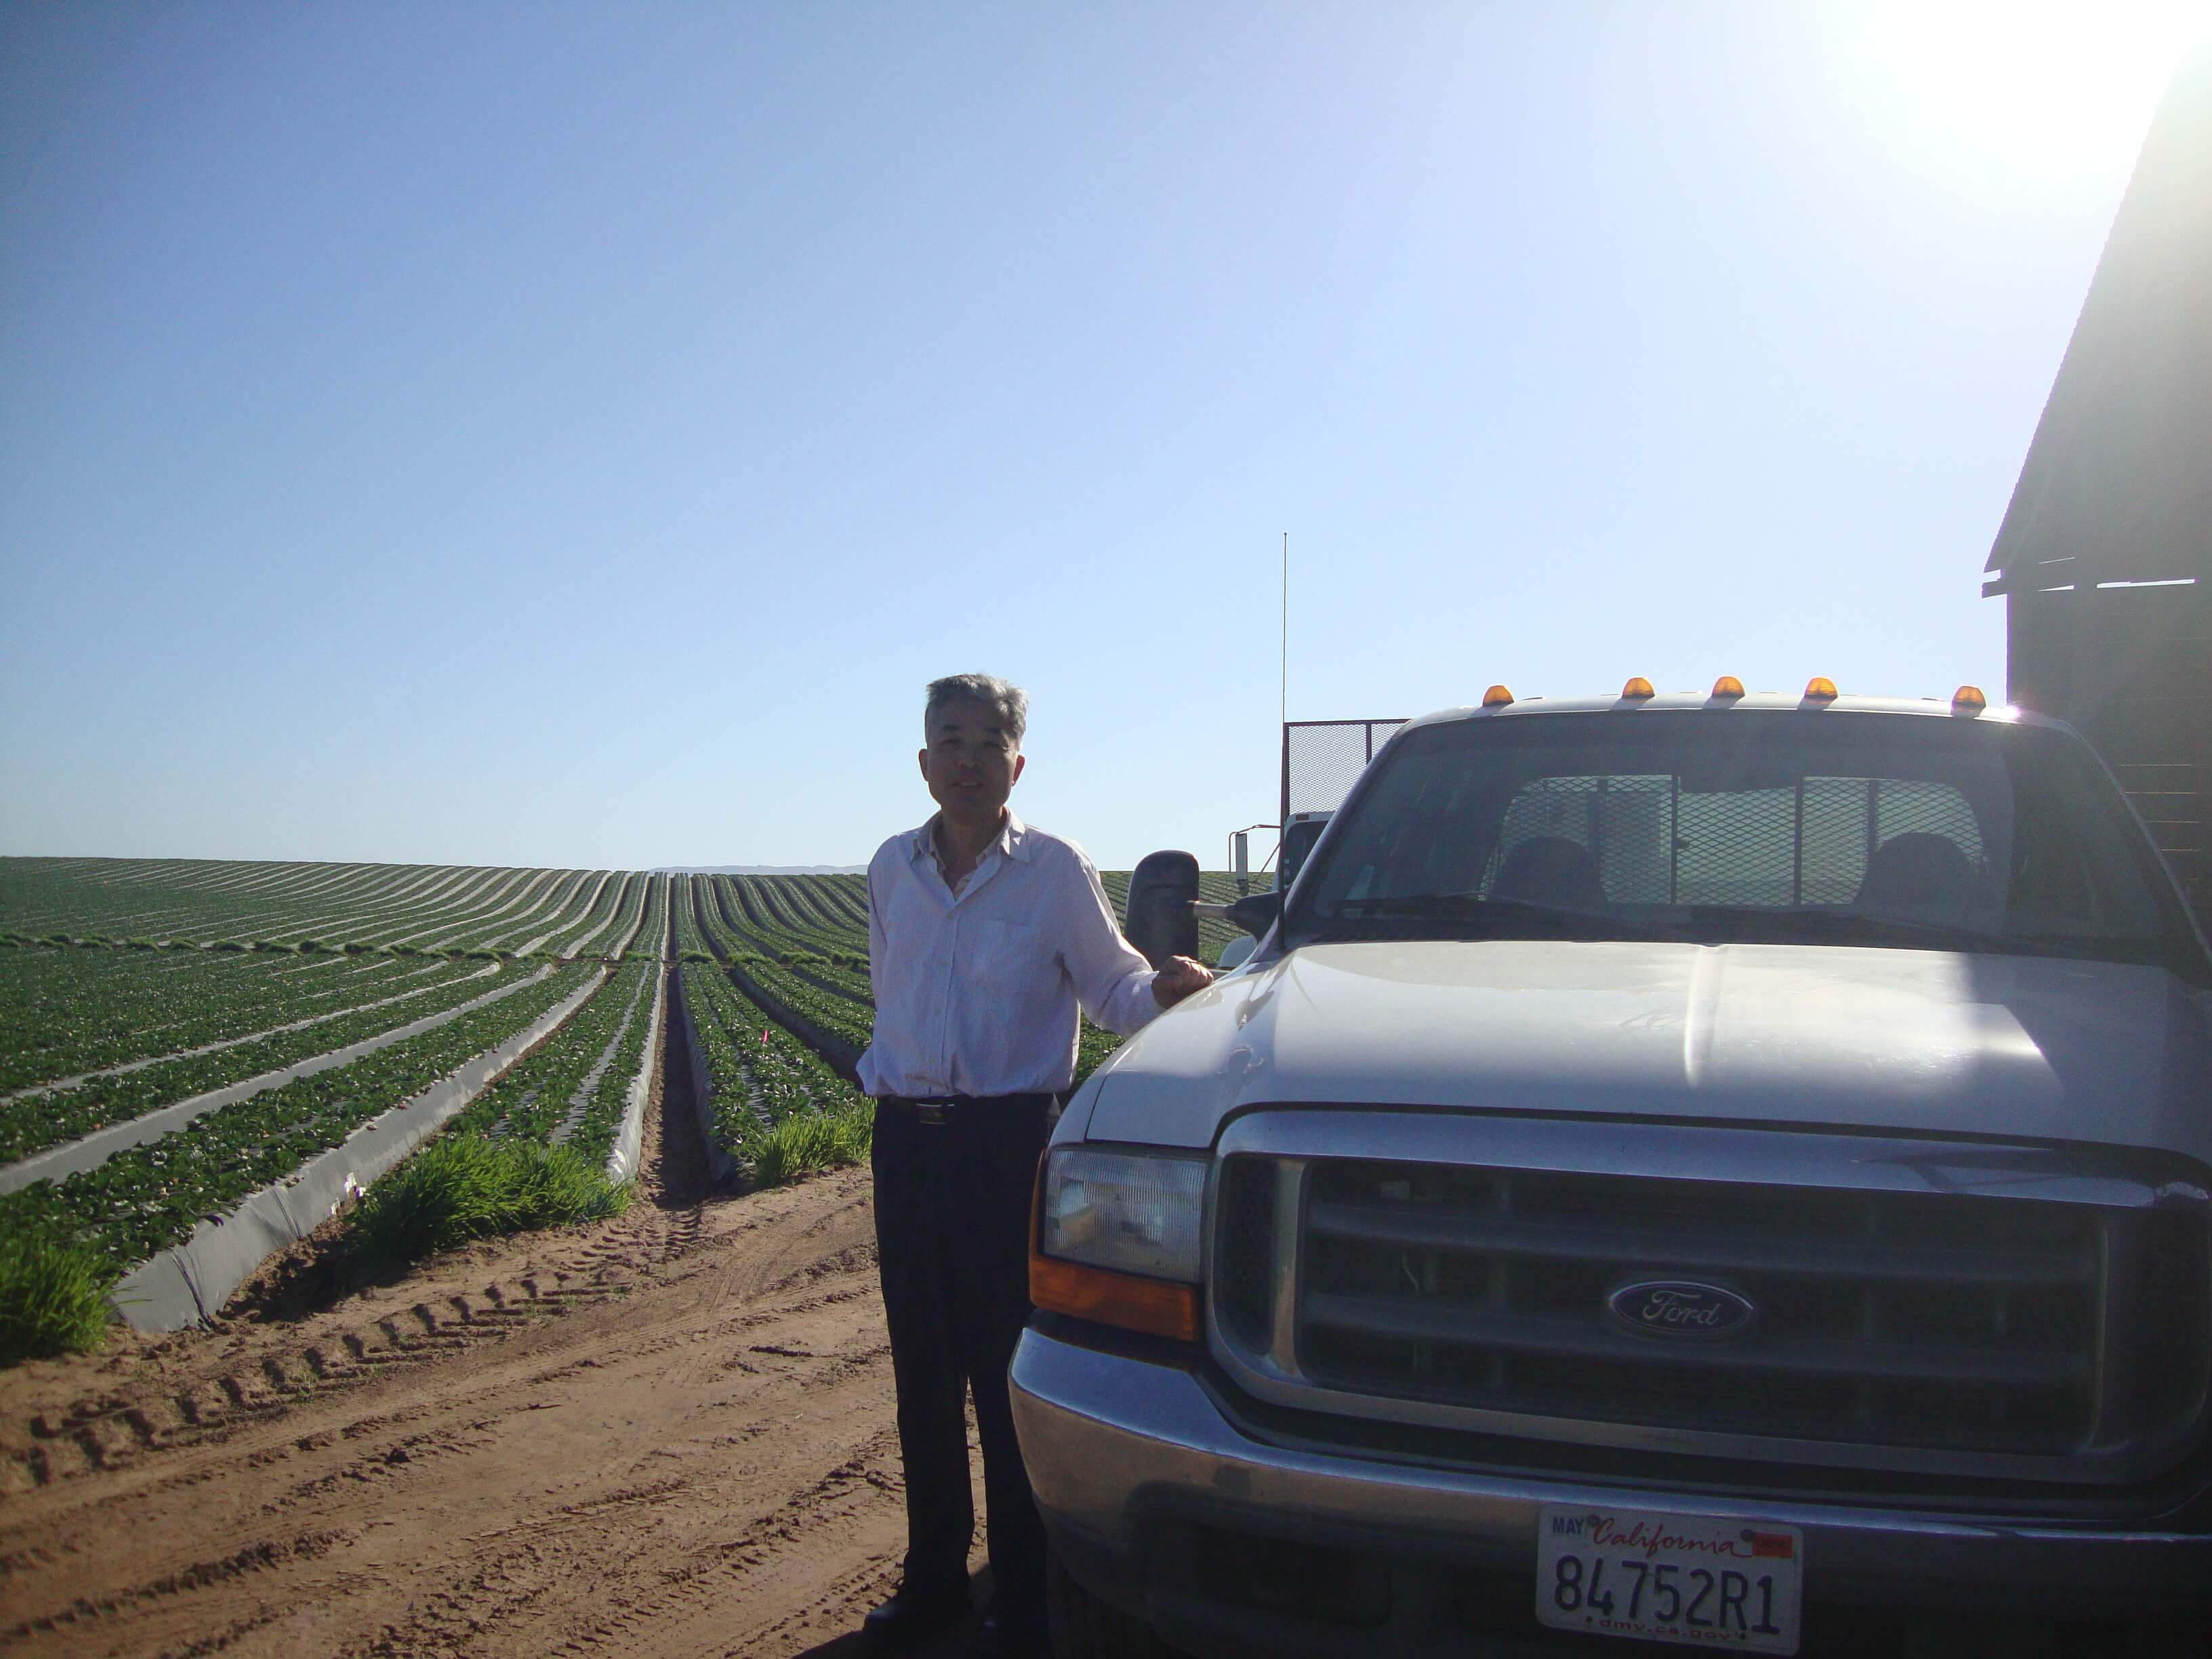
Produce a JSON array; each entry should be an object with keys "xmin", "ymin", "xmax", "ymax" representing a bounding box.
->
[{"xmin": 915, "ymin": 1102, "xmax": 948, "ymax": 1126}]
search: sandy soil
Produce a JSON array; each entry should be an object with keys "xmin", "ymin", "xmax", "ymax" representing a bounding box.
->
[{"xmin": 0, "ymin": 1009, "xmax": 996, "ymax": 1659}]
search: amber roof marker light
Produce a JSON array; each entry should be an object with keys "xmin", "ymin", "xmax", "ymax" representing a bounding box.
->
[
  {"xmin": 1482, "ymin": 684, "xmax": 1515, "ymax": 708},
  {"xmin": 1952, "ymin": 685, "xmax": 1988, "ymax": 714},
  {"xmin": 1804, "ymin": 677, "xmax": 1839, "ymax": 701},
  {"xmin": 1711, "ymin": 676, "xmax": 1745, "ymax": 698},
  {"xmin": 1621, "ymin": 677, "xmax": 1655, "ymax": 700}
]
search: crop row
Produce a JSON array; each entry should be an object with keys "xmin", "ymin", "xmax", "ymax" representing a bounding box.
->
[
  {"xmin": 1, "ymin": 962, "xmax": 601, "ymax": 1274},
  {"xmin": 698, "ymin": 880, "xmax": 874, "ymax": 1002},
  {"xmin": 691, "ymin": 877, "xmax": 1130, "ymax": 1090},
  {"xmin": 682, "ymin": 960, "xmax": 871, "ymax": 1175},
  {"xmin": 0, "ymin": 862, "xmax": 672, "ymax": 970},
  {"xmin": 618, "ymin": 872, "xmax": 669, "ymax": 960},
  {"xmin": 552, "ymin": 869, "xmax": 632, "ymax": 958},
  {"xmin": 685, "ymin": 884, "xmax": 876, "ymax": 1056},
  {"xmin": 433, "ymin": 867, "xmax": 632, "ymax": 954},
  {"xmin": 349, "ymin": 867, "xmax": 589, "ymax": 954},
  {"xmin": 0, "ymin": 857, "xmax": 1249, "ymax": 963},
  {"xmin": 447, "ymin": 958, "xmax": 659, "ymax": 1162},
  {"xmin": 724, "ymin": 874, "xmax": 867, "ymax": 950},
  {"xmin": 562, "ymin": 964, "xmax": 661, "ymax": 1164},
  {"xmin": 234, "ymin": 863, "xmax": 585, "ymax": 952},
  {"xmin": 0, "ymin": 859, "xmax": 661, "ymax": 958},
  {"xmin": 2, "ymin": 859, "xmax": 500, "ymax": 947},
  {"xmin": 420, "ymin": 867, "xmax": 583, "ymax": 953},
  {"xmin": 789, "ymin": 874, "xmax": 868, "ymax": 929},
  {"xmin": 0, "ymin": 946, "xmax": 480, "ymax": 1093},
  {"xmin": 0, "ymin": 958, "xmax": 520, "ymax": 1165},
  {"xmin": 248, "ymin": 863, "xmax": 517, "ymax": 947},
  {"xmin": 671, "ymin": 875, "xmax": 712, "ymax": 958}
]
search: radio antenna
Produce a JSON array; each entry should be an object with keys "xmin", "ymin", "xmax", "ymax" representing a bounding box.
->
[{"xmin": 1280, "ymin": 531, "xmax": 1288, "ymax": 727}]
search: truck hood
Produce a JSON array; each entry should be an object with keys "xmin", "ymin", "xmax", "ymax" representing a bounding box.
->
[{"xmin": 1084, "ymin": 940, "xmax": 2211, "ymax": 1158}]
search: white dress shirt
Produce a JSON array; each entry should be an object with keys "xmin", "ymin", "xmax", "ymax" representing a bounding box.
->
[{"xmin": 859, "ymin": 811, "xmax": 1162, "ymax": 1099}]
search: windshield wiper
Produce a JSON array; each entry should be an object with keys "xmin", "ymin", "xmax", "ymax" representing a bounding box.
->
[
  {"xmin": 1681, "ymin": 907, "xmax": 2121, "ymax": 963},
  {"xmin": 1316, "ymin": 893, "xmax": 1636, "ymax": 935}
]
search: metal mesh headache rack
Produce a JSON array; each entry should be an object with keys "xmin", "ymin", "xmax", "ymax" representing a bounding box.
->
[{"xmin": 1281, "ymin": 719, "xmax": 1408, "ymax": 825}]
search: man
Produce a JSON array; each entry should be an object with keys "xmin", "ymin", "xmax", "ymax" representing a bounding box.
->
[{"xmin": 859, "ymin": 673, "xmax": 1212, "ymax": 1655}]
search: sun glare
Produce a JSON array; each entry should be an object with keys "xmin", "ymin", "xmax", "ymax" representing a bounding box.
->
[{"xmin": 1884, "ymin": 0, "xmax": 2202, "ymax": 148}]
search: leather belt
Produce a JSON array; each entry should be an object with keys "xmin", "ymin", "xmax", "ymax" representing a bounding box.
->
[{"xmin": 881, "ymin": 1092, "xmax": 1056, "ymax": 1128}]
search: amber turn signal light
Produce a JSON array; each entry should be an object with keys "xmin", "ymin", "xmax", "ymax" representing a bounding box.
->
[
  {"xmin": 1029, "ymin": 1253, "xmax": 1200, "ymax": 1344},
  {"xmin": 1621, "ymin": 677, "xmax": 1655, "ymax": 699},
  {"xmin": 1482, "ymin": 684, "xmax": 1515, "ymax": 707}
]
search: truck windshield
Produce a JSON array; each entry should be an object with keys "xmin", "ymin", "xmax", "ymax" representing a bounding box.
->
[{"xmin": 1285, "ymin": 712, "xmax": 2206, "ymax": 977}]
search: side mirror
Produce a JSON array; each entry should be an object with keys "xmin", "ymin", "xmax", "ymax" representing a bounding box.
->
[
  {"xmin": 1224, "ymin": 889, "xmax": 1282, "ymax": 939},
  {"xmin": 1126, "ymin": 850, "xmax": 1200, "ymax": 968}
]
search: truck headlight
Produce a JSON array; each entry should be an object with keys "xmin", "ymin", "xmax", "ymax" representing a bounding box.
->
[{"xmin": 1031, "ymin": 1147, "xmax": 1207, "ymax": 1343}]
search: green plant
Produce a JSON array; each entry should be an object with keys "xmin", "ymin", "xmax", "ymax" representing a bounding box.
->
[
  {"xmin": 0, "ymin": 964, "xmax": 596, "ymax": 1270},
  {"xmin": 0, "ymin": 1229, "xmax": 117, "ymax": 1367},
  {"xmin": 0, "ymin": 953, "xmax": 490, "ymax": 1147},
  {"xmin": 750, "ymin": 1097, "xmax": 874, "ymax": 1188},
  {"xmin": 340, "ymin": 1135, "xmax": 628, "ymax": 1269}
]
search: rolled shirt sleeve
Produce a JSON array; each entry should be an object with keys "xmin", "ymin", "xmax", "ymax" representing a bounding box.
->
[{"xmin": 1062, "ymin": 851, "xmax": 1162, "ymax": 1038}]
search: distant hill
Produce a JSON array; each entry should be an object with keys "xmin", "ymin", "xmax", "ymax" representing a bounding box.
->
[{"xmin": 661, "ymin": 865, "xmax": 865, "ymax": 875}]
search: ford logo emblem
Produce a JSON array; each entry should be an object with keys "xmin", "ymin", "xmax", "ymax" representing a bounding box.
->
[{"xmin": 1606, "ymin": 1280, "xmax": 1757, "ymax": 1341}]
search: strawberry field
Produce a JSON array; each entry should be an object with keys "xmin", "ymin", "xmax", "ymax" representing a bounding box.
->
[{"xmin": 0, "ymin": 853, "xmax": 1255, "ymax": 1353}]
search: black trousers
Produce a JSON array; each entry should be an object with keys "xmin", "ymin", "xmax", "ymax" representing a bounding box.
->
[{"xmin": 870, "ymin": 1092, "xmax": 1053, "ymax": 1607}]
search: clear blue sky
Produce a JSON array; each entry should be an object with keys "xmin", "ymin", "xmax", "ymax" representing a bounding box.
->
[{"xmin": 2, "ymin": 3, "xmax": 2198, "ymax": 870}]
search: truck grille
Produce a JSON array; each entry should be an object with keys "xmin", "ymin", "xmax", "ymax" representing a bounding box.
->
[{"xmin": 1212, "ymin": 1137, "xmax": 2211, "ymax": 1470}]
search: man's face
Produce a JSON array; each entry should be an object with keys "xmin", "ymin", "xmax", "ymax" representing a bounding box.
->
[{"xmin": 919, "ymin": 697, "xmax": 1025, "ymax": 821}]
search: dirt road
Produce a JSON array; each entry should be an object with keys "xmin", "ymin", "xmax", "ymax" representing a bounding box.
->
[{"xmin": 0, "ymin": 1012, "xmax": 994, "ymax": 1658}]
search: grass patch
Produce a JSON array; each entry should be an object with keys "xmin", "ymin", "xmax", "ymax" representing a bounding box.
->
[
  {"xmin": 0, "ymin": 1229, "xmax": 117, "ymax": 1368},
  {"xmin": 340, "ymin": 1135, "xmax": 629, "ymax": 1269},
  {"xmin": 750, "ymin": 1098, "xmax": 874, "ymax": 1189}
]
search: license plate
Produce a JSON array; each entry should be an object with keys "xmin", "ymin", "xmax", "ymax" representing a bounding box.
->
[{"xmin": 1535, "ymin": 1504, "xmax": 1803, "ymax": 1655}]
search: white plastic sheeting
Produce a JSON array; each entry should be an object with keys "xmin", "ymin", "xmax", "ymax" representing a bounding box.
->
[
  {"xmin": 0, "ymin": 964, "xmax": 529, "ymax": 1197},
  {"xmin": 110, "ymin": 967, "xmax": 611, "ymax": 1332},
  {"xmin": 604, "ymin": 966, "xmax": 665, "ymax": 1187}
]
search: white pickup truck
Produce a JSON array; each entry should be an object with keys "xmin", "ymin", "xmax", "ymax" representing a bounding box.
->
[{"xmin": 1013, "ymin": 684, "xmax": 2212, "ymax": 1658}]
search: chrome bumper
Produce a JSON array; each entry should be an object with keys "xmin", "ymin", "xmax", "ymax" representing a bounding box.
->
[{"xmin": 1010, "ymin": 1328, "xmax": 2211, "ymax": 1654}]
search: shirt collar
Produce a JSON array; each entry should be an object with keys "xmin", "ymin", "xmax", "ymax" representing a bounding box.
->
[{"xmin": 907, "ymin": 808, "xmax": 1032, "ymax": 867}]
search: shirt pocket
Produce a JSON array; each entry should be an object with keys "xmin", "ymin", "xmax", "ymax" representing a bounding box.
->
[{"xmin": 962, "ymin": 918, "xmax": 1054, "ymax": 1018}]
